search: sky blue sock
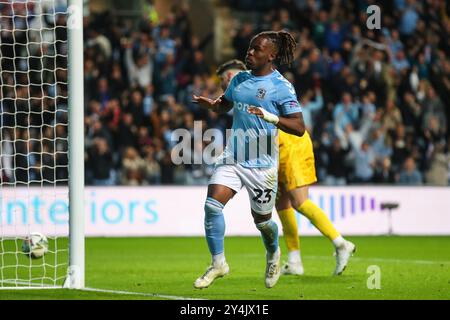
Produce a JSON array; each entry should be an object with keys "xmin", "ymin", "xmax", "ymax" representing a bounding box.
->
[
  {"xmin": 204, "ymin": 197, "xmax": 225, "ymax": 255},
  {"xmin": 256, "ymin": 219, "xmax": 279, "ymax": 254}
]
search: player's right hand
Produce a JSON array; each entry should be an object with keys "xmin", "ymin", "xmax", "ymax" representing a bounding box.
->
[{"xmin": 192, "ymin": 95, "xmax": 222, "ymax": 109}]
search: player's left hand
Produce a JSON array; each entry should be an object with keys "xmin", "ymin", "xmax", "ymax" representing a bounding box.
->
[
  {"xmin": 248, "ymin": 106, "xmax": 279, "ymax": 125},
  {"xmin": 247, "ymin": 106, "xmax": 263, "ymax": 117}
]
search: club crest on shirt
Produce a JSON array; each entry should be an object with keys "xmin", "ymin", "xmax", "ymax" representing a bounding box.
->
[{"xmin": 256, "ymin": 88, "xmax": 266, "ymax": 100}]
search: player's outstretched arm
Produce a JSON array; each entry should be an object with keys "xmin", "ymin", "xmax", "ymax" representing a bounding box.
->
[
  {"xmin": 248, "ymin": 107, "xmax": 305, "ymax": 137},
  {"xmin": 192, "ymin": 94, "xmax": 233, "ymax": 114}
]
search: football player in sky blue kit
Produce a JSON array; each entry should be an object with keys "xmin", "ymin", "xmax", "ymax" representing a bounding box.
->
[{"xmin": 192, "ymin": 30, "xmax": 305, "ymax": 289}]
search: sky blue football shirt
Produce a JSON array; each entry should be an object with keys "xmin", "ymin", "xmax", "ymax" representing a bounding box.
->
[{"xmin": 218, "ymin": 69, "xmax": 302, "ymax": 168}]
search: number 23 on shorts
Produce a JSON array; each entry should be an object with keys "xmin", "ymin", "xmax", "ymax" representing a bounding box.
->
[{"xmin": 252, "ymin": 188, "xmax": 273, "ymax": 204}]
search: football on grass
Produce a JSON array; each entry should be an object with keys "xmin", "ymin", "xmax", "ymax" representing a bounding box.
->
[{"xmin": 22, "ymin": 232, "xmax": 49, "ymax": 259}]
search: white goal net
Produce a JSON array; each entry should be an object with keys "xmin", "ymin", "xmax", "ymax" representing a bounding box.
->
[{"xmin": 0, "ymin": 0, "xmax": 73, "ymax": 288}]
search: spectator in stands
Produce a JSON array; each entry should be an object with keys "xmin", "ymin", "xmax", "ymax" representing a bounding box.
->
[
  {"xmin": 382, "ymin": 99, "xmax": 403, "ymax": 134},
  {"xmin": 391, "ymin": 50, "xmax": 411, "ymax": 73},
  {"xmin": 124, "ymin": 36, "xmax": 154, "ymax": 88},
  {"xmin": 324, "ymin": 22, "xmax": 344, "ymax": 53},
  {"xmin": 398, "ymin": 156, "xmax": 423, "ymax": 185},
  {"xmin": 333, "ymin": 93, "xmax": 360, "ymax": 131},
  {"xmin": 89, "ymin": 138, "xmax": 115, "ymax": 186},
  {"xmin": 353, "ymin": 141, "xmax": 376, "ymax": 183},
  {"xmin": 398, "ymin": 0, "xmax": 420, "ymax": 37},
  {"xmin": 154, "ymin": 53, "xmax": 177, "ymax": 99},
  {"xmin": 324, "ymin": 138, "xmax": 350, "ymax": 186},
  {"xmin": 117, "ymin": 113, "xmax": 138, "ymax": 151},
  {"xmin": 121, "ymin": 147, "xmax": 146, "ymax": 186},
  {"xmin": 232, "ymin": 22, "xmax": 254, "ymax": 61},
  {"xmin": 154, "ymin": 25, "xmax": 176, "ymax": 67},
  {"xmin": 390, "ymin": 125, "xmax": 409, "ymax": 171},
  {"xmin": 422, "ymin": 86, "xmax": 447, "ymax": 134},
  {"xmin": 143, "ymin": 145, "xmax": 161, "ymax": 184},
  {"xmin": 95, "ymin": 77, "xmax": 112, "ymax": 110},
  {"xmin": 299, "ymin": 87, "xmax": 324, "ymax": 133},
  {"xmin": 373, "ymin": 157, "xmax": 396, "ymax": 184},
  {"xmin": 425, "ymin": 142, "xmax": 449, "ymax": 186}
]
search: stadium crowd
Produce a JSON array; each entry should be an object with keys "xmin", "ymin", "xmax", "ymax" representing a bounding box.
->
[
  {"xmin": 0, "ymin": 1, "xmax": 69, "ymax": 185},
  {"xmin": 227, "ymin": 0, "xmax": 450, "ymax": 186},
  {"xmin": 0, "ymin": 0, "xmax": 449, "ymax": 186}
]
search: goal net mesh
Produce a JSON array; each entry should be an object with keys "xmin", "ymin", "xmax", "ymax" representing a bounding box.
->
[{"xmin": 0, "ymin": 0, "xmax": 69, "ymax": 288}]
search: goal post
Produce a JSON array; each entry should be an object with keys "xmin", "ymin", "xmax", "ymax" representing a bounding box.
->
[
  {"xmin": 0, "ymin": 0, "xmax": 84, "ymax": 289},
  {"xmin": 65, "ymin": 0, "xmax": 84, "ymax": 289}
]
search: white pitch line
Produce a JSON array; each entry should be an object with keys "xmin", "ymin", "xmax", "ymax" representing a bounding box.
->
[
  {"xmin": 305, "ymin": 255, "xmax": 450, "ymax": 265},
  {"xmin": 0, "ymin": 286, "xmax": 62, "ymax": 290},
  {"xmin": 0, "ymin": 280, "xmax": 61, "ymax": 289},
  {"xmin": 82, "ymin": 287, "xmax": 205, "ymax": 300},
  {"xmin": 0, "ymin": 281, "xmax": 205, "ymax": 300}
]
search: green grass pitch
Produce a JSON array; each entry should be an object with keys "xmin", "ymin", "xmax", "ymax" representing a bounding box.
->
[{"xmin": 1, "ymin": 236, "xmax": 449, "ymax": 300}]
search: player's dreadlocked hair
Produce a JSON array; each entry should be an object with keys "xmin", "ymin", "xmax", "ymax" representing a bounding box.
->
[
  {"xmin": 216, "ymin": 59, "xmax": 247, "ymax": 75},
  {"xmin": 254, "ymin": 30, "xmax": 297, "ymax": 66}
]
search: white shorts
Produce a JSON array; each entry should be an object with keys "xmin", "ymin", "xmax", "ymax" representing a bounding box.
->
[{"xmin": 209, "ymin": 164, "xmax": 278, "ymax": 215}]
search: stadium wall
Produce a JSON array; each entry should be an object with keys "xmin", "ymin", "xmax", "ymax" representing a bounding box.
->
[{"xmin": 2, "ymin": 186, "xmax": 450, "ymax": 237}]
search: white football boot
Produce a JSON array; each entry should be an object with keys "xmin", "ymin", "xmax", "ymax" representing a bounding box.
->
[
  {"xmin": 265, "ymin": 248, "xmax": 281, "ymax": 288},
  {"xmin": 194, "ymin": 262, "xmax": 229, "ymax": 289},
  {"xmin": 333, "ymin": 240, "xmax": 356, "ymax": 275},
  {"xmin": 281, "ymin": 261, "xmax": 304, "ymax": 275}
]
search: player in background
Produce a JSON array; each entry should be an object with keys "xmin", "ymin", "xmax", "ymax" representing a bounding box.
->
[
  {"xmin": 192, "ymin": 30, "xmax": 305, "ymax": 289},
  {"xmin": 217, "ymin": 59, "xmax": 356, "ymax": 276}
]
